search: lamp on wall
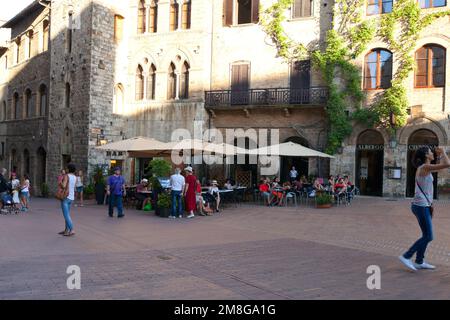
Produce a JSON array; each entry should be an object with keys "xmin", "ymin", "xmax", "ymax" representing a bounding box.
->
[{"xmin": 97, "ymin": 129, "xmax": 108, "ymax": 146}]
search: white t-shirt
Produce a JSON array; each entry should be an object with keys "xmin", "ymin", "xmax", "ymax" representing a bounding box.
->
[
  {"xmin": 11, "ymin": 179, "xmax": 20, "ymax": 190},
  {"xmin": 67, "ymin": 174, "xmax": 77, "ymax": 201},
  {"xmin": 170, "ymin": 174, "xmax": 185, "ymax": 192},
  {"xmin": 290, "ymin": 170, "xmax": 298, "ymax": 178},
  {"xmin": 21, "ymin": 179, "xmax": 30, "ymax": 193},
  {"xmin": 76, "ymin": 176, "xmax": 83, "ymax": 187}
]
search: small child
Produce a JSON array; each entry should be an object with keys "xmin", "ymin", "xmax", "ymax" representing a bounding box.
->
[{"xmin": 11, "ymin": 173, "xmax": 21, "ymax": 209}]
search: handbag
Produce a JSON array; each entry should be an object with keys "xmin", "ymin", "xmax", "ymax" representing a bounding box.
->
[
  {"xmin": 55, "ymin": 175, "xmax": 69, "ymax": 201},
  {"xmin": 416, "ymin": 181, "xmax": 434, "ymax": 218}
]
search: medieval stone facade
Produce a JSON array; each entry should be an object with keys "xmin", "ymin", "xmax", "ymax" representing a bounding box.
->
[{"xmin": 330, "ymin": 3, "xmax": 450, "ymax": 197}]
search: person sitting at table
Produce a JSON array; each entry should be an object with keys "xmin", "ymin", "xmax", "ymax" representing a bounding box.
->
[
  {"xmin": 334, "ymin": 178, "xmax": 347, "ymax": 202},
  {"xmin": 313, "ymin": 177, "xmax": 325, "ymax": 192},
  {"xmin": 136, "ymin": 179, "xmax": 152, "ymax": 210},
  {"xmin": 270, "ymin": 180, "xmax": 284, "ymax": 207},
  {"xmin": 208, "ymin": 180, "xmax": 221, "ymax": 213},
  {"xmin": 326, "ymin": 175, "xmax": 335, "ymax": 193},
  {"xmin": 196, "ymin": 179, "xmax": 213, "ymax": 216},
  {"xmin": 224, "ymin": 179, "xmax": 234, "ymax": 190},
  {"xmin": 259, "ymin": 179, "xmax": 271, "ymax": 206}
]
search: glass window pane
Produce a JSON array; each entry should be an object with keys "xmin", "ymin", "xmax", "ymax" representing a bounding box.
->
[
  {"xmin": 419, "ymin": 0, "xmax": 430, "ymax": 8},
  {"xmin": 433, "ymin": 0, "xmax": 446, "ymax": 7},
  {"xmin": 382, "ymin": 1, "xmax": 392, "ymax": 13},
  {"xmin": 416, "ymin": 75, "xmax": 427, "ymax": 87},
  {"xmin": 367, "ymin": 4, "xmax": 379, "ymax": 15},
  {"xmin": 416, "ymin": 59, "xmax": 428, "ymax": 76}
]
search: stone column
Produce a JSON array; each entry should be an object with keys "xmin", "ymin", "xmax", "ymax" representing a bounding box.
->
[
  {"xmin": 177, "ymin": 0, "xmax": 182, "ymax": 30},
  {"xmin": 175, "ymin": 71, "xmax": 180, "ymax": 100},
  {"xmin": 143, "ymin": 71, "xmax": 148, "ymax": 100},
  {"xmin": 145, "ymin": 5, "xmax": 151, "ymax": 33}
]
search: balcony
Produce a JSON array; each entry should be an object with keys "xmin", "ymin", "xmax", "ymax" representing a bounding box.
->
[{"xmin": 205, "ymin": 87, "xmax": 328, "ymax": 108}]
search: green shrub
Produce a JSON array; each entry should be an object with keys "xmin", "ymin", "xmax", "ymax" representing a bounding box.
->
[
  {"xmin": 41, "ymin": 182, "xmax": 49, "ymax": 198},
  {"xmin": 157, "ymin": 192, "xmax": 171, "ymax": 209},
  {"xmin": 316, "ymin": 193, "xmax": 333, "ymax": 205},
  {"xmin": 84, "ymin": 184, "xmax": 95, "ymax": 195}
]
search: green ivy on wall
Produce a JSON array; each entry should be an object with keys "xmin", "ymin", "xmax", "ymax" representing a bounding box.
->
[{"xmin": 260, "ymin": 0, "xmax": 450, "ymax": 154}]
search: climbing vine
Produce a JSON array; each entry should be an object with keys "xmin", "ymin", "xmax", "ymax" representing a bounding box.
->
[{"xmin": 260, "ymin": 0, "xmax": 450, "ymax": 154}]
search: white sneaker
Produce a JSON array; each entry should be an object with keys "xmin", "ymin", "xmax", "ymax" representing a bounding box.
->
[
  {"xmin": 414, "ymin": 261, "xmax": 436, "ymax": 270},
  {"xmin": 168, "ymin": 216, "xmax": 176, "ymax": 219},
  {"xmin": 399, "ymin": 256, "xmax": 417, "ymax": 271},
  {"xmin": 178, "ymin": 215, "xmax": 183, "ymax": 219},
  {"xmin": 187, "ymin": 213, "xmax": 195, "ymax": 219}
]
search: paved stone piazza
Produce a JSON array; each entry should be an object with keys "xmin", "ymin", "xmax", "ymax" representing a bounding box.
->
[{"xmin": 1, "ymin": 197, "xmax": 450, "ymax": 300}]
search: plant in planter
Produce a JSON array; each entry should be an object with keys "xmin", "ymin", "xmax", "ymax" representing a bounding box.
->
[
  {"xmin": 315, "ymin": 193, "xmax": 333, "ymax": 209},
  {"xmin": 93, "ymin": 166, "xmax": 106, "ymax": 205},
  {"xmin": 146, "ymin": 159, "xmax": 172, "ymax": 211},
  {"xmin": 41, "ymin": 182, "xmax": 49, "ymax": 198},
  {"xmin": 156, "ymin": 192, "xmax": 171, "ymax": 217},
  {"xmin": 84, "ymin": 183, "xmax": 95, "ymax": 200}
]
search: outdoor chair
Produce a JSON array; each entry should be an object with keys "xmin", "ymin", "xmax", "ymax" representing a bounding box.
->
[{"xmin": 283, "ymin": 192, "xmax": 298, "ymax": 207}]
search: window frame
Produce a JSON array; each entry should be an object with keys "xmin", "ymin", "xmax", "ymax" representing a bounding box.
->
[
  {"xmin": 292, "ymin": 0, "xmax": 313, "ymax": 19},
  {"xmin": 419, "ymin": 0, "xmax": 447, "ymax": 9},
  {"xmin": 366, "ymin": 0, "xmax": 394, "ymax": 16},
  {"xmin": 414, "ymin": 45, "xmax": 446, "ymax": 88},
  {"xmin": 363, "ymin": 48, "xmax": 393, "ymax": 90}
]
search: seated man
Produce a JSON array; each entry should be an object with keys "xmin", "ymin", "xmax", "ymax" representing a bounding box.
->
[{"xmin": 334, "ymin": 178, "xmax": 347, "ymax": 202}]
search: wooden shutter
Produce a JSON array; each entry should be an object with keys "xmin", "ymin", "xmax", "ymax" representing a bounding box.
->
[
  {"xmin": 291, "ymin": 60, "xmax": 310, "ymax": 88},
  {"xmin": 251, "ymin": 0, "xmax": 260, "ymax": 23},
  {"xmin": 232, "ymin": 64, "xmax": 249, "ymax": 90},
  {"xmin": 224, "ymin": 0, "xmax": 233, "ymax": 26}
]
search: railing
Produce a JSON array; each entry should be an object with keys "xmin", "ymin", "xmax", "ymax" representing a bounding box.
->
[{"xmin": 205, "ymin": 87, "xmax": 329, "ymax": 107}]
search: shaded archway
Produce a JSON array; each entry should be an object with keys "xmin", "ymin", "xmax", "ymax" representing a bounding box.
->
[
  {"xmin": 231, "ymin": 136, "xmax": 258, "ymax": 187},
  {"xmin": 282, "ymin": 136, "xmax": 309, "ymax": 181},
  {"xmin": 23, "ymin": 149, "xmax": 30, "ymax": 176},
  {"xmin": 356, "ymin": 130, "xmax": 385, "ymax": 196},
  {"xmin": 406, "ymin": 129, "xmax": 439, "ymax": 198}
]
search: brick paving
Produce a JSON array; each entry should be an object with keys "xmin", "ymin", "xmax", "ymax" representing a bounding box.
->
[{"xmin": 1, "ymin": 197, "xmax": 450, "ymax": 299}]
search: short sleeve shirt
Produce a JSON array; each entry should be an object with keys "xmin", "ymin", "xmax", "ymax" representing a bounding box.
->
[{"xmin": 108, "ymin": 175, "xmax": 125, "ymax": 196}]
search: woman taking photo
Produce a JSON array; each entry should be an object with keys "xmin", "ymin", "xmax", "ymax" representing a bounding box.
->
[
  {"xmin": 399, "ymin": 146, "xmax": 450, "ymax": 271},
  {"xmin": 58, "ymin": 164, "xmax": 77, "ymax": 237}
]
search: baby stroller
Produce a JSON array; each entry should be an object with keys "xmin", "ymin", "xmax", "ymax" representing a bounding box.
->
[{"xmin": 1, "ymin": 193, "xmax": 20, "ymax": 215}]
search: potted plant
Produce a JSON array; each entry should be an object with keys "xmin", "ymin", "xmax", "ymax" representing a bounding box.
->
[
  {"xmin": 41, "ymin": 182, "xmax": 49, "ymax": 198},
  {"xmin": 156, "ymin": 192, "xmax": 171, "ymax": 218},
  {"xmin": 84, "ymin": 183, "xmax": 95, "ymax": 200},
  {"xmin": 315, "ymin": 193, "xmax": 333, "ymax": 209},
  {"xmin": 146, "ymin": 159, "xmax": 172, "ymax": 212},
  {"xmin": 93, "ymin": 166, "xmax": 106, "ymax": 205}
]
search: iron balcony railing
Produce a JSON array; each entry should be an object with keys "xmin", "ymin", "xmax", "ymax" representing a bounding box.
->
[{"xmin": 205, "ymin": 87, "xmax": 329, "ymax": 107}]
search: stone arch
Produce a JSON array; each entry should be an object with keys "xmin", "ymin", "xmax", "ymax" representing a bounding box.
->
[
  {"xmin": 162, "ymin": 46, "xmax": 194, "ymax": 71},
  {"xmin": 398, "ymin": 116, "xmax": 447, "ymax": 145},
  {"xmin": 348, "ymin": 125, "xmax": 389, "ymax": 146},
  {"xmin": 415, "ymin": 35, "xmax": 450, "ymax": 50}
]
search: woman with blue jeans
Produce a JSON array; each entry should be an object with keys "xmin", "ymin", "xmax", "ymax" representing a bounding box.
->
[
  {"xmin": 399, "ymin": 146, "xmax": 450, "ymax": 271},
  {"xmin": 59, "ymin": 164, "xmax": 77, "ymax": 237}
]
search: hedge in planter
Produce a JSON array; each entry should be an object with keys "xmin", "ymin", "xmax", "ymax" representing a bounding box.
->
[
  {"xmin": 316, "ymin": 193, "xmax": 333, "ymax": 208},
  {"xmin": 156, "ymin": 192, "xmax": 171, "ymax": 218}
]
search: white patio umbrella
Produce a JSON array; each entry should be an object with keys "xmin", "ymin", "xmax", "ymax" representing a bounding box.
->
[
  {"xmin": 247, "ymin": 141, "xmax": 334, "ymax": 158},
  {"xmin": 96, "ymin": 136, "xmax": 173, "ymax": 157}
]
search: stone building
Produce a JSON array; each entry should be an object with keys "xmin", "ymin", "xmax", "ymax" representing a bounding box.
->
[
  {"xmin": 0, "ymin": 0, "xmax": 50, "ymax": 195},
  {"xmin": 330, "ymin": 2, "xmax": 450, "ymax": 197}
]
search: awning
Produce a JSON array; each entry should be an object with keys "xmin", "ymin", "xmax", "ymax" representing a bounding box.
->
[{"xmin": 247, "ymin": 141, "xmax": 334, "ymax": 158}]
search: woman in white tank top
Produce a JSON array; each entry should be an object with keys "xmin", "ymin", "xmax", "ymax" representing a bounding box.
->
[
  {"xmin": 399, "ymin": 147, "xmax": 450, "ymax": 271},
  {"xmin": 59, "ymin": 164, "xmax": 77, "ymax": 237}
]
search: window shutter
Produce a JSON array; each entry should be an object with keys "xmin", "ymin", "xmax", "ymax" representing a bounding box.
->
[
  {"xmin": 224, "ymin": 0, "xmax": 233, "ymax": 26},
  {"xmin": 251, "ymin": 0, "xmax": 260, "ymax": 23},
  {"xmin": 239, "ymin": 64, "xmax": 249, "ymax": 90}
]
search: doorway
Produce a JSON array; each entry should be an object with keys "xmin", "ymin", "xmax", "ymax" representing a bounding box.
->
[
  {"xmin": 406, "ymin": 129, "xmax": 439, "ymax": 198},
  {"xmin": 355, "ymin": 130, "xmax": 384, "ymax": 196},
  {"xmin": 281, "ymin": 136, "xmax": 309, "ymax": 181}
]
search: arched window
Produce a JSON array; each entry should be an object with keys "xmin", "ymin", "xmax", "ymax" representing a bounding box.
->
[
  {"xmin": 65, "ymin": 83, "xmax": 71, "ymax": 108},
  {"xmin": 23, "ymin": 149, "xmax": 30, "ymax": 175},
  {"xmin": 364, "ymin": 49, "xmax": 392, "ymax": 90},
  {"xmin": 180, "ymin": 62, "xmax": 189, "ymax": 99},
  {"xmin": 137, "ymin": 0, "xmax": 146, "ymax": 34},
  {"xmin": 67, "ymin": 12, "xmax": 73, "ymax": 54},
  {"xmin": 170, "ymin": 0, "xmax": 179, "ymax": 31},
  {"xmin": 149, "ymin": 1, "xmax": 158, "ymax": 33},
  {"xmin": 43, "ymin": 20, "xmax": 49, "ymax": 52},
  {"xmin": 113, "ymin": 83, "xmax": 125, "ymax": 114},
  {"xmin": 27, "ymin": 30, "xmax": 34, "ymax": 59},
  {"xmin": 15, "ymin": 37, "xmax": 21, "ymax": 64},
  {"xmin": 415, "ymin": 45, "xmax": 446, "ymax": 88},
  {"xmin": 182, "ymin": 0, "xmax": 191, "ymax": 29},
  {"xmin": 147, "ymin": 64, "xmax": 156, "ymax": 100},
  {"xmin": 39, "ymin": 84, "xmax": 47, "ymax": 116},
  {"xmin": 114, "ymin": 15, "xmax": 125, "ymax": 43},
  {"xmin": 25, "ymin": 89, "xmax": 32, "ymax": 118},
  {"xmin": 367, "ymin": 0, "xmax": 393, "ymax": 15},
  {"xmin": 13, "ymin": 92, "xmax": 20, "ymax": 120},
  {"xmin": 167, "ymin": 63, "xmax": 177, "ymax": 99},
  {"xmin": 419, "ymin": 0, "xmax": 446, "ymax": 8},
  {"xmin": 136, "ymin": 65, "xmax": 144, "ymax": 100}
]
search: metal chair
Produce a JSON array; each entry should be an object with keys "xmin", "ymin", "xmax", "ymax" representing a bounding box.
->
[{"xmin": 283, "ymin": 192, "xmax": 298, "ymax": 207}]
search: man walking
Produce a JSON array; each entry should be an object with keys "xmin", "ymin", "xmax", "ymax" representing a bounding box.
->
[
  {"xmin": 107, "ymin": 167, "xmax": 126, "ymax": 218},
  {"xmin": 0, "ymin": 168, "xmax": 10, "ymax": 210},
  {"xmin": 169, "ymin": 168, "xmax": 185, "ymax": 219}
]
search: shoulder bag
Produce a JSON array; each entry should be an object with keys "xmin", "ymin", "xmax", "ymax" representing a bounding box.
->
[{"xmin": 56, "ymin": 175, "xmax": 69, "ymax": 201}]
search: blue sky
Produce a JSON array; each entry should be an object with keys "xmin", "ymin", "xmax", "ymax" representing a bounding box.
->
[{"xmin": 1, "ymin": 0, "xmax": 34, "ymax": 22}]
